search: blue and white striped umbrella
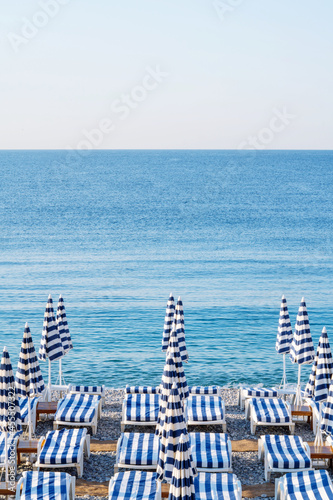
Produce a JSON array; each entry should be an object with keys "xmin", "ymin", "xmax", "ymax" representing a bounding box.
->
[
  {"xmin": 275, "ymin": 295, "xmax": 293, "ymax": 388},
  {"xmin": 290, "ymin": 297, "xmax": 315, "ymax": 406},
  {"xmin": 156, "ymin": 382, "xmax": 187, "ymax": 484},
  {"xmin": 168, "ymin": 430, "xmax": 197, "ymax": 500},
  {"xmin": 39, "ymin": 295, "xmax": 64, "ymax": 396},
  {"xmin": 15, "ymin": 323, "xmax": 45, "ymax": 438},
  {"xmin": 321, "ymin": 377, "xmax": 333, "ymax": 437},
  {"xmin": 162, "ymin": 294, "xmax": 175, "ymax": 353},
  {"xmin": 56, "ymin": 295, "xmax": 73, "ymax": 385},
  {"xmin": 170, "ymin": 297, "xmax": 188, "ymax": 363},
  {"xmin": 0, "ymin": 347, "xmax": 22, "ymax": 482}
]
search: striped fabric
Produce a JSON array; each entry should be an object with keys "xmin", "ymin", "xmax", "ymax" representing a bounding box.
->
[
  {"xmin": 252, "ymin": 398, "xmax": 290, "ymax": 423},
  {"xmin": 162, "ymin": 293, "xmax": 175, "ymax": 352},
  {"xmin": 321, "ymin": 382, "xmax": 333, "ymax": 435},
  {"xmin": 156, "ymin": 382, "xmax": 187, "ymax": 483},
  {"xmin": 262, "ymin": 435, "xmax": 311, "ymax": 469},
  {"xmin": 16, "ymin": 323, "xmax": 45, "ymax": 397},
  {"xmin": 39, "ymin": 295, "xmax": 64, "ymax": 362},
  {"xmin": 305, "ymin": 327, "xmax": 333, "ymax": 401},
  {"xmin": 0, "ymin": 431, "xmax": 21, "ymax": 462},
  {"xmin": 125, "ymin": 386, "xmax": 160, "ymax": 394},
  {"xmin": 55, "ymin": 394, "xmax": 100, "ymax": 423},
  {"xmin": 171, "ymin": 297, "xmax": 189, "ymax": 363},
  {"xmin": 276, "ymin": 295, "xmax": 292, "ymax": 354},
  {"xmin": 117, "ymin": 433, "xmax": 159, "ymax": 466},
  {"xmin": 194, "ymin": 473, "xmax": 240, "ymax": 500},
  {"xmin": 56, "ymin": 295, "xmax": 73, "ymax": 354},
  {"xmin": 125, "ymin": 394, "xmax": 160, "ymax": 422},
  {"xmin": 243, "ymin": 387, "xmax": 278, "ymax": 398},
  {"xmin": 189, "ymin": 386, "xmax": 219, "ymax": 395},
  {"xmin": 19, "ymin": 397, "xmax": 39, "ymax": 422},
  {"xmin": 39, "ymin": 428, "xmax": 86, "ymax": 465},
  {"xmin": 109, "ymin": 471, "xmax": 158, "ymax": 500},
  {"xmin": 187, "ymin": 395, "xmax": 223, "ymax": 422},
  {"xmin": 70, "ymin": 385, "xmax": 104, "ymax": 395},
  {"xmin": 290, "ymin": 298, "xmax": 314, "ymax": 365},
  {"xmin": 0, "ymin": 347, "xmax": 22, "ymax": 433},
  {"xmin": 19, "ymin": 471, "xmax": 70, "ymax": 500},
  {"xmin": 189, "ymin": 432, "xmax": 230, "ymax": 469},
  {"xmin": 281, "ymin": 470, "xmax": 333, "ymax": 500},
  {"xmin": 168, "ymin": 431, "xmax": 197, "ymax": 500}
]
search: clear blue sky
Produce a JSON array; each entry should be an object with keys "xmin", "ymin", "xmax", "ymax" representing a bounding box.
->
[{"xmin": 1, "ymin": 0, "xmax": 332, "ymax": 149}]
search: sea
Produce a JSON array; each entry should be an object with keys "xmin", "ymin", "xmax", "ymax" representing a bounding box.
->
[{"xmin": 0, "ymin": 149, "xmax": 332, "ymax": 389}]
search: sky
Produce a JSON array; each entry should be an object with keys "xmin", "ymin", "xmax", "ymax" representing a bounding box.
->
[{"xmin": 1, "ymin": 0, "xmax": 333, "ymax": 150}]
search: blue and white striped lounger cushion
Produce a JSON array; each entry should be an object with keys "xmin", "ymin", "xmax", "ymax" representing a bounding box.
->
[
  {"xmin": 125, "ymin": 386, "xmax": 160, "ymax": 394},
  {"xmin": 194, "ymin": 472, "xmax": 240, "ymax": 500},
  {"xmin": 252, "ymin": 398, "xmax": 290, "ymax": 423},
  {"xmin": 55, "ymin": 394, "xmax": 100, "ymax": 423},
  {"xmin": 19, "ymin": 471, "xmax": 70, "ymax": 500},
  {"xmin": 125, "ymin": 394, "xmax": 160, "ymax": 422},
  {"xmin": 189, "ymin": 432, "xmax": 231, "ymax": 469},
  {"xmin": 117, "ymin": 433, "xmax": 159, "ymax": 466},
  {"xmin": 39, "ymin": 428, "xmax": 87, "ymax": 465},
  {"xmin": 243, "ymin": 387, "xmax": 278, "ymax": 397},
  {"xmin": 187, "ymin": 395, "xmax": 223, "ymax": 422},
  {"xmin": 282, "ymin": 470, "xmax": 333, "ymax": 499},
  {"xmin": 109, "ymin": 471, "xmax": 158, "ymax": 500},
  {"xmin": 71, "ymin": 385, "xmax": 104, "ymax": 395},
  {"xmin": 263, "ymin": 435, "xmax": 311, "ymax": 469},
  {"xmin": 0, "ymin": 432, "xmax": 21, "ymax": 463},
  {"xmin": 19, "ymin": 397, "xmax": 39, "ymax": 423},
  {"xmin": 189, "ymin": 386, "xmax": 219, "ymax": 395}
]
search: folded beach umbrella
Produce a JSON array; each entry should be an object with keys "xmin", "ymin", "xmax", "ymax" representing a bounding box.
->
[
  {"xmin": 56, "ymin": 295, "xmax": 73, "ymax": 385},
  {"xmin": 290, "ymin": 297, "xmax": 315, "ymax": 407},
  {"xmin": 162, "ymin": 293, "xmax": 175, "ymax": 353},
  {"xmin": 0, "ymin": 347, "xmax": 22, "ymax": 482},
  {"xmin": 16, "ymin": 323, "xmax": 45, "ymax": 439},
  {"xmin": 168, "ymin": 430, "xmax": 197, "ymax": 500},
  {"xmin": 170, "ymin": 297, "xmax": 189, "ymax": 363},
  {"xmin": 304, "ymin": 327, "xmax": 333, "ymax": 446},
  {"xmin": 275, "ymin": 295, "xmax": 293, "ymax": 389},
  {"xmin": 39, "ymin": 294, "xmax": 64, "ymax": 398},
  {"xmin": 156, "ymin": 382, "xmax": 187, "ymax": 484},
  {"xmin": 321, "ymin": 378, "xmax": 333, "ymax": 437}
]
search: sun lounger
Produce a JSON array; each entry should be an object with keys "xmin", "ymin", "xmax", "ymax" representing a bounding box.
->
[
  {"xmin": 190, "ymin": 432, "xmax": 232, "ymax": 472},
  {"xmin": 108, "ymin": 471, "xmax": 161, "ymax": 500},
  {"xmin": 0, "ymin": 431, "xmax": 21, "ymax": 475},
  {"xmin": 186, "ymin": 395, "xmax": 227, "ymax": 431},
  {"xmin": 34, "ymin": 427, "xmax": 90, "ymax": 478},
  {"xmin": 125, "ymin": 386, "xmax": 161, "ymax": 394},
  {"xmin": 249, "ymin": 398, "xmax": 294, "ymax": 435},
  {"xmin": 275, "ymin": 469, "xmax": 333, "ymax": 500},
  {"xmin": 238, "ymin": 386, "xmax": 279, "ymax": 410},
  {"xmin": 16, "ymin": 470, "xmax": 75, "ymax": 500},
  {"xmin": 68, "ymin": 384, "xmax": 106, "ymax": 406},
  {"xmin": 115, "ymin": 432, "xmax": 159, "ymax": 472},
  {"xmin": 19, "ymin": 397, "xmax": 40, "ymax": 434},
  {"xmin": 194, "ymin": 472, "xmax": 242, "ymax": 500},
  {"xmin": 258, "ymin": 434, "xmax": 312, "ymax": 481},
  {"xmin": 189, "ymin": 386, "xmax": 221, "ymax": 396},
  {"xmin": 306, "ymin": 399, "xmax": 327, "ymax": 434},
  {"xmin": 121, "ymin": 393, "xmax": 160, "ymax": 432},
  {"xmin": 53, "ymin": 393, "xmax": 101, "ymax": 435}
]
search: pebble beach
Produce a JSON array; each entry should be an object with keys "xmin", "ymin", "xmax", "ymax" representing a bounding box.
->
[{"xmin": 14, "ymin": 387, "xmax": 328, "ymax": 500}]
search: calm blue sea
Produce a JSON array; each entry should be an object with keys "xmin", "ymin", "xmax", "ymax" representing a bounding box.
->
[{"xmin": 0, "ymin": 150, "xmax": 332, "ymax": 388}]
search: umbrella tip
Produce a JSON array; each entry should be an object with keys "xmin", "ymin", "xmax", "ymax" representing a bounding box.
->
[
  {"xmin": 59, "ymin": 294, "xmax": 62, "ymax": 298},
  {"xmin": 301, "ymin": 296, "xmax": 305, "ymax": 302},
  {"xmin": 25, "ymin": 322, "xmax": 29, "ymax": 327},
  {"xmin": 322, "ymin": 326, "xmax": 327, "ymax": 333},
  {"xmin": 48, "ymin": 293, "xmax": 52, "ymax": 299},
  {"xmin": 281, "ymin": 294, "xmax": 285, "ymax": 300}
]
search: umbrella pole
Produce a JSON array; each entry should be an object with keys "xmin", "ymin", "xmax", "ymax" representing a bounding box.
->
[
  {"xmin": 295, "ymin": 364, "xmax": 302, "ymax": 407},
  {"xmin": 4, "ymin": 431, "xmax": 8, "ymax": 483},
  {"xmin": 283, "ymin": 353, "xmax": 287, "ymax": 389},
  {"xmin": 28, "ymin": 395, "xmax": 32, "ymax": 440},
  {"xmin": 48, "ymin": 358, "xmax": 52, "ymax": 401},
  {"xmin": 314, "ymin": 401, "xmax": 324, "ymax": 448}
]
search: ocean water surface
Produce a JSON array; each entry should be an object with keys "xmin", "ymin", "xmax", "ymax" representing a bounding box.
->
[{"xmin": 0, "ymin": 149, "xmax": 332, "ymax": 388}]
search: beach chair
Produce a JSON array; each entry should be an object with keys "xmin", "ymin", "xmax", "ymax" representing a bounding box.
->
[
  {"xmin": 108, "ymin": 471, "xmax": 161, "ymax": 500},
  {"xmin": 34, "ymin": 427, "xmax": 90, "ymax": 478},
  {"xmin": 0, "ymin": 431, "xmax": 21, "ymax": 475},
  {"xmin": 249, "ymin": 398, "xmax": 294, "ymax": 435},
  {"xmin": 258, "ymin": 434, "xmax": 312, "ymax": 481},
  {"xmin": 275, "ymin": 469, "xmax": 333, "ymax": 500},
  {"xmin": 19, "ymin": 397, "xmax": 40, "ymax": 435},
  {"xmin": 16, "ymin": 470, "xmax": 75, "ymax": 500},
  {"xmin": 189, "ymin": 386, "xmax": 221, "ymax": 396},
  {"xmin": 186, "ymin": 394, "xmax": 227, "ymax": 432},
  {"xmin": 190, "ymin": 432, "xmax": 232, "ymax": 472},
  {"xmin": 68, "ymin": 384, "xmax": 106, "ymax": 406},
  {"xmin": 194, "ymin": 472, "xmax": 242, "ymax": 500},
  {"xmin": 306, "ymin": 399, "xmax": 326, "ymax": 433},
  {"xmin": 115, "ymin": 432, "xmax": 159, "ymax": 473},
  {"xmin": 238, "ymin": 386, "xmax": 279, "ymax": 411},
  {"xmin": 53, "ymin": 393, "xmax": 101, "ymax": 435},
  {"xmin": 121, "ymin": 393, "xmax": 160, "ymax": 432},
  {"xmin": 125, "ymin": 386, "xmax": 161, "ymax": 394}
]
